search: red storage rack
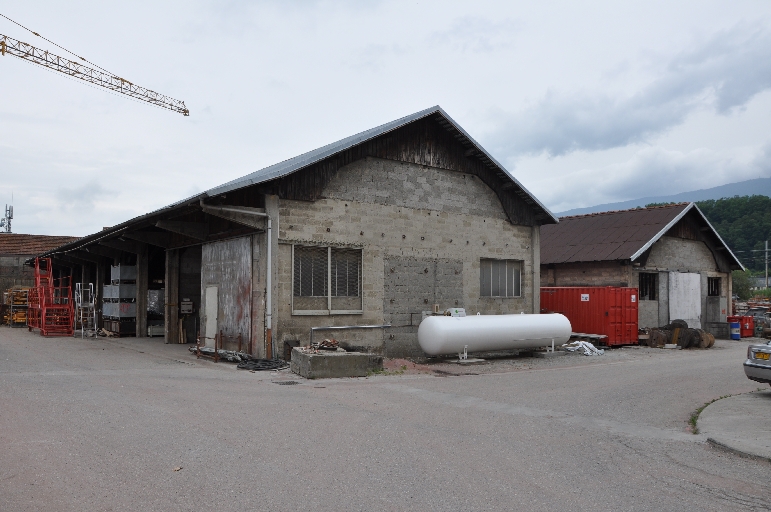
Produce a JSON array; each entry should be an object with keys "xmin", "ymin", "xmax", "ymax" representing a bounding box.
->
[
  {"xmin": 541, "ymin": 286, "xmax": 639, "ymax": 346},
  {"xmin": 27, "ymin": 258, "xmax": 73, "ymax": 337}
]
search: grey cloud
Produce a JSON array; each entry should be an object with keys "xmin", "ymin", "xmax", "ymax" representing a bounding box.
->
[
  {"xmin": 537, "ymin": 143, "xmax": 771, "ymax": 213},
  {"xmin": 492, "ymin": 24, "xmax": 771, "ymax": 157},
  {"xmin": 354, "ymin": 43, "xmax": 408, "ymax": 71},
  {"xmin": 429, "ymin": 16, "xmax": 520, "ymax": 54},
  {"xmin": 56, "ymin": 180, "xmax": 111, "ymax": 213}
]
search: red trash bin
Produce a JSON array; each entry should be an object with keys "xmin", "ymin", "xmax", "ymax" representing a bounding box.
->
[{"xmin": 740, "ymin": 316, "xmax": 755, "ymax": 338}]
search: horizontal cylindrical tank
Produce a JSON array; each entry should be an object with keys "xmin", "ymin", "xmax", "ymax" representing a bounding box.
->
[{"xmin": 417, "ymin": 314, "xmax": 571, "ymax": 356}]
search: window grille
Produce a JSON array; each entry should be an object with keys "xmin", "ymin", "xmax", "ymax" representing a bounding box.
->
[
  {"xmin": 708, "ymin": 277, "xmax": 721, "ymax": 297},
  {"xmin": 480, "ymin": 259, "xmax": 521, "ymax": 297},
  {"xmin": 293, "ymin": 246, "xmax": 327, "ymax": 297},
  {"xmin": 639, "ymin": 273, "xmax": 657, "ymax": 300},
  {"xmin": 293, "ymin": 245, "xmax": 362, "ymax": 314}
]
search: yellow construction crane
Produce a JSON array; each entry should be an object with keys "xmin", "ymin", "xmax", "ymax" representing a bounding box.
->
[{"xmin": 0, "ymin": 15, "xmax": 188, "ymax": 116}]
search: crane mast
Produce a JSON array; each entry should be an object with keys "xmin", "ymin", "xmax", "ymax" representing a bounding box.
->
[{"xmin": 0, "ymin": 33, "xmax": 189, "ymax": 116}]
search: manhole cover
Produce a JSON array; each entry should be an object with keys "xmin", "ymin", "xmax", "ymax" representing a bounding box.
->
[{"xmin": 273, "ymin": 381, "xmax": 299, "ymax": 386}]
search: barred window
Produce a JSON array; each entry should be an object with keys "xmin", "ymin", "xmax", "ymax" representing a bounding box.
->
[
  {"xmin": 293, "ymin": 245, "xmax": 362, "ymax": 314},
  {"xmin": 708, "ymin": 277, "xmax": 721, "ymax": 297},
  {"xmin": 480, "ymin": 259, "xmax": 521, "ymax": 297},
  {"xmin": 639, "ymin": 273, "xmax": 657, "ymax": 300}
]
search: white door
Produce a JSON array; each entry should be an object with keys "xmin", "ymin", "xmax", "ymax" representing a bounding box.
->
[
  {"xmin": 669, "ymin": 272, "xmax": 701, "ymax": 328},
  {"xmin": 204, "ymin": 286, "xmax": 218, "ymax": 348}
]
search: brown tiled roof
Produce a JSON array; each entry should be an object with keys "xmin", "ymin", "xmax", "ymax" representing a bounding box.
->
[
  {"xmin": 541, "ymin": 203, "xmax": 691, "ymax": 264},
  {"xmin": 0, "ymin": 234, "xmax": 80, "ymax": 256}
]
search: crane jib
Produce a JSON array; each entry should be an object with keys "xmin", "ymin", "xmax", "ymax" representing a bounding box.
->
[{"xmin": 0, "ymin": 33, "xmax": 188, "ymax": 116}]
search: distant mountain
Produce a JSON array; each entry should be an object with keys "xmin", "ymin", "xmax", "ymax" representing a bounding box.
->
[{"xmin": 557, "ymin": 177, "xmax": 771, "ymax": 217}]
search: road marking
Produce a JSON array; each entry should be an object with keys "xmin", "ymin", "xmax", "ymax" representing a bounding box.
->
[{"xmin": 382, "ymin": 383, "xmax": 704, "ymax": 443}]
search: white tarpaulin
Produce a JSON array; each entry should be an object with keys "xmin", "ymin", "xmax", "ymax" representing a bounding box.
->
[
  {"xmin": 669, "ymin": 272, "xmax": 701, "ymax": 328},
  {"xmin": 562, "ymin": 341, "xmax": 605, "ymax": 356}
]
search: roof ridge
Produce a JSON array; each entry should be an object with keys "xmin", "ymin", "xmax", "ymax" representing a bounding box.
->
[{"xmin": 558, "ymin": 202, "xmax": 691, "ymax": 220}]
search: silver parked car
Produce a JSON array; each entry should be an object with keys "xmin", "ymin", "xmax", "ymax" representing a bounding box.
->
[{"xmin": 745, "ymin": 340, "xmax": 771, "ymax": 385}]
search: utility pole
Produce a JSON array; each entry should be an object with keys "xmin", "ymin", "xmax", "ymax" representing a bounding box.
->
[{"xmin": 766, "ymin": 240, "xmax": 768, "ymax": 289}]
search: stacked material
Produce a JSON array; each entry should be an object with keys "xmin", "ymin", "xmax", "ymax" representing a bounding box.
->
[
  {"xmin": 643, "ymin": 319, "xmax": 715, "ymax": 349},
  {"xmin": 2, "ymin": 287, "xmax": 30, "ymax": 327}
]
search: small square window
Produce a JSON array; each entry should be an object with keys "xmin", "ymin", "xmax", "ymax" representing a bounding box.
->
[
  {"xmin": 639, "ymin": 273, "xmax": 657, "ymax": 300},
  {"xmin": 480, "ymin": 259, "xmax": 521, "ymax": 297},
  {"xmin": 708, "ymin": 277, "xmax": 721, "ymax": 297}
]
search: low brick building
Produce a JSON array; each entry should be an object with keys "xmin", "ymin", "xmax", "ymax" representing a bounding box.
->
[
  {"xmin": 36, "ymin": 106, "xmax": 557, "ymax": 357},
  {"xmin": 540, "ymin": 203, "xmax": 743, "ymax": 335},
  {"xmin": 0, "ymin": 234, "xmax": 79, "ymax": 291}
]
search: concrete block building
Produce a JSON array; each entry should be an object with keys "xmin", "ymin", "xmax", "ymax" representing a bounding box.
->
[
  {"xmin": 540, "ymin": 203, "xmax": 743, "ymax": 335},
  {"xmin": 36, "ymin": 106, "xmax": 557, "ymax": 358}
]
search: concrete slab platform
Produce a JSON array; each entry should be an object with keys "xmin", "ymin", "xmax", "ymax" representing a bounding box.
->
[
  {"xmin": 290, "ymin": 347, "xmax": 383, "ymax": 379},
  {"xmin": 698, "ymin": 389, "xmax": 771, "ymax": 461}
]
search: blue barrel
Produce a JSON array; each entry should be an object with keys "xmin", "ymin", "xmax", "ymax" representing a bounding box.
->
[{"xmin": 729, "ymin": 322, "xmax": 741, "ymax": 340}]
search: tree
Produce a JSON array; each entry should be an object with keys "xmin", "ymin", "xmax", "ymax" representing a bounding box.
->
[
  {"xmin": 732, "ymin": 270, "xmax": 752, "ymax": 300},
  {"xmin": 696, "ymin": 196, "xmax": 771, "ymax": 273}
]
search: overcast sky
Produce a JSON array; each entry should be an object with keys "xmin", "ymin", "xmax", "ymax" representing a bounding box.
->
[{"xmin": 2, "ymin": 1, "xmax": 771, "ymax": 236}]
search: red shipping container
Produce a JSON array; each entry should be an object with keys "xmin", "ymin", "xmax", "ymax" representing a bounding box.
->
[
  {"xmin": 540, "ymin": 286, "xmax": 639, "ymax": 346},
  {"xmin": 740, "ymin": 316, "xmax": 754, "ymax": 338}
]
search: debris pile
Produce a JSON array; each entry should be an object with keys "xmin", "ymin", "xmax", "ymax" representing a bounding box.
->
[{"xmin": 311, "ymin": 338, "xmax": 339, "ymax": 351}]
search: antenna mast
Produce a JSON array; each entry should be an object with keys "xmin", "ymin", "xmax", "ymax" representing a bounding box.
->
[{"xmin": 0, "ymin": 204, "xmax": 12, "ymax": 233}]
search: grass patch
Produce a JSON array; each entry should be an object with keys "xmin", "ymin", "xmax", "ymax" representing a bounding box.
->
[
  {"xmin": 689, "ymin": 394, "xmax": 736, "ymax": 434},
  {"xmin": 689, "ymin": 387, "xmax": 767, "ymax": 433}
]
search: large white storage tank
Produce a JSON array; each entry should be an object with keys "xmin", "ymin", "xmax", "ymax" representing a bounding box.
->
[{"xmin": 417, "ymin": 314, "xmax": 571, "ymax": 356}]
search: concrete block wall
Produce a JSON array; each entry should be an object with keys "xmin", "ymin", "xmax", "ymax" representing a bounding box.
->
[
  {"xmin": 383, "ymin": 256, "xmax": 464, "ymax": 358},
  {"xmin": 638, "ymin": 236, "xmax": 729, "ymax": 327},
  {"xmin": 0, "ymin": 255, "xmax": 35, "ymax": 292},
  {"xmin": 540, "ymin": 261, "xmax": 631, "ymax": 288},
  {"xmin": 272, "ymin": 157, "xmax": 537, "ymax": 358},
  {"xmin": 644, "ymin": 237, "xmax": 718, "ymax": 272}
]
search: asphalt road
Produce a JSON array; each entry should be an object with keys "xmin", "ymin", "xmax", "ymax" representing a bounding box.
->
[{"xmin": 1, "ymin": 328, "xmax": 767, "ymax": 511}]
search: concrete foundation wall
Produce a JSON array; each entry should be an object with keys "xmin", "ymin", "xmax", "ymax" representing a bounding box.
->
[
  {"xmin": 274, "ymin": 158, "xmax": 537, "ymax": 358},
  {"xmin": 638, "ymin": 300, "xmax": 659, "ymax": 329}
]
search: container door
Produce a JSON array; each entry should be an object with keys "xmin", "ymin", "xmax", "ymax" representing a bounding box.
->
[
  {"xmin": 669, "ymin": 272, "xmax": 701, "ymax": 328},
  {"xmin": 606, "ymin": 288, "xmax": 622, "ymax": 345},
  {"xmin": 623, "ymin": 288, "xmax": 638, "ymax": 343}
]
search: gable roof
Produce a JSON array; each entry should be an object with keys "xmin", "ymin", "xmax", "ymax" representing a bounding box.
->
[
  {"xmin": 37, "ymin": 106, "xmax": 558, "ymax": 258},
  {"xmin": 540, "ymin": 202, "xmax": 743, "ymax": 269},
  {"xmin": 204, "ymin": 105, "xmax": 557, "ymax": 223},
  {"xmin": 0, "ymin": 234, "xmax": 80, "ymax": 256}
]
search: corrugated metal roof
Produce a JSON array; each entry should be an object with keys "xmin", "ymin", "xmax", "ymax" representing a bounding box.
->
[
  {"xmin": 540, "ymin": 203, "xmax": 743, "ymax": 269},
  {"xmin": 0, "ymin": 234, "xmax": 80, "ymax": 255}
]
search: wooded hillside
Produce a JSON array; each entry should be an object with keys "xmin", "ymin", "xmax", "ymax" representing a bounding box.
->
[{"xmin": 695, "ymin": 196, "xmax": 771, "ymax": 273}]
